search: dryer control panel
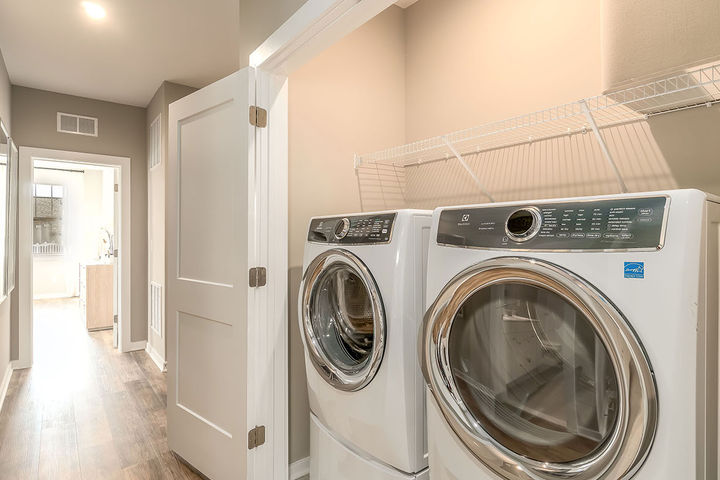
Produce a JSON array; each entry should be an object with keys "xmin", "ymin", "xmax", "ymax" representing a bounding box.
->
[
  {"xmin": 308, "ymin": 213, "xmax": 396, "ymax": 244},
  {"xmin": 437, "ymin": 196, "xmax": 668, "ymax": 250}
]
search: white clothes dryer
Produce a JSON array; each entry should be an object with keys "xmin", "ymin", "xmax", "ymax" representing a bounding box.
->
[
  {"xmin": 420, "ymin": 190, "xmax": 719, "ymax": 480},
  {"xmin": 300, "ymin": 210, "xmax": 432, "ymax": 480}
]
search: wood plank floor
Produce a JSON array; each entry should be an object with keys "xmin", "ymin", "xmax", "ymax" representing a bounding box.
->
[{"xmin": 0, "ymin": 298, "xmax": 204, "ymax": 479}]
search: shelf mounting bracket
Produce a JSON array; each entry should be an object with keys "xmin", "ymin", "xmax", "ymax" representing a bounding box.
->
[
  {"xmin": 579, "ymin": 100, "xmax": 628, "ymax": 193},
  {"xmin": 443, "ymin": 136, "xmax": 495, "ymax": 202}
]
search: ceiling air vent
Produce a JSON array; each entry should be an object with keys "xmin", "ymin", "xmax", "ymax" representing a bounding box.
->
[{"xmin": 57, "ymin": 112, "xmax": 98, "ymax": 137}]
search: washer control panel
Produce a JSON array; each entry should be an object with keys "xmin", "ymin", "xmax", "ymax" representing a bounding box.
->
[
  {"xmin": 308, "ymin": 213, "xmax": 396, "ymax": 244},
  {"xmin": 437, "ymin": 196, "xmax": 668, "ymax": 250}
]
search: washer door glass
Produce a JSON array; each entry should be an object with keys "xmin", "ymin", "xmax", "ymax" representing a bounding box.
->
[
  {"xmin": 302, "ymin": 250, "xmax": 386, "ymax": 391},
  {"xmin": 311, "ymin": 263, "xmax": 375, "ymax": 372},
  {"xmin": 449, "ymin": 283, "xmax": 619, "ymax": 463}
]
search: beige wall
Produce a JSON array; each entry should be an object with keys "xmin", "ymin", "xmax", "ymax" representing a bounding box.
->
[
  {"xmin": 12, "ymin": 86, "xmax": 148, "ymax": 343},
  {"xmin": 603, "ymin": 0, "xmax": 720, "ymax": 91},
  {"xmin": 404, "ymin": 0, "xmax": 602, "ymax": 142},
  {"xmin": 0, "ymin": 49, "xmax": 10, "ymax": 383},
  {"xmin": 287, "ymin": 6, "xmax": 407, "ymax": 462},
  {"xmin": 145, "ymin": 81, "xmax": 195, "ymax": 362}
]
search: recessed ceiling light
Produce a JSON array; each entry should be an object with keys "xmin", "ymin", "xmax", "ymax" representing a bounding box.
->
[{"xmin": 82, "ymin": 2, "xmax": 106, "ymax": 20}]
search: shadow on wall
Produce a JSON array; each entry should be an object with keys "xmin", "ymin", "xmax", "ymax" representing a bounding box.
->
[
  {"xmin": 646, "ymin": 104, "xmax": 720, "ymax": 196},
  {"xmin": 288, "ymin": 266, "xmax": 310, "ymax": 464}
]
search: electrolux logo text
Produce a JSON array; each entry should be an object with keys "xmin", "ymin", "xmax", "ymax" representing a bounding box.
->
[{"xmin": 624, "ymin": 262, "xmax": 645, "ymax": 279}]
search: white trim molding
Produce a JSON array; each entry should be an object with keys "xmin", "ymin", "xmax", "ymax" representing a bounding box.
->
[
  {"xmin": 18, "ymin": 147, "xmax": 134, "ymax": 367},
  {"xmin": 289, "ymin": 457, "xmax": 310, "ymax": 480},
  {"xmin": 0, "ymin": 362, "xmax": 13, "ymax": 414},
  {"xmin": 145, "ymin": 341, "xmax": 166, "ymax": 372}
]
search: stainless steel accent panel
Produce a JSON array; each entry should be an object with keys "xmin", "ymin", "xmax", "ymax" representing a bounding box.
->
[
  {"xmin": 421, "ymin": 257, "xmax": 657, "ymax": 480},
  {"xmin": 438, "ymin": 196, "xmax": 669, "ymax": 251},
  {"xmin": 308, "ymin": 213, "xmax": 396, "ymax": 245},
  {"xmin": 300, "ymin": 249, "xmax": 386, "ymax": 391}
]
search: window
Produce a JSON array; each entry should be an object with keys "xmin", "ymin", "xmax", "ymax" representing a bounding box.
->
[{"xmin": 33, "ymin": 183, "xmax": 65, "ymax": 255}]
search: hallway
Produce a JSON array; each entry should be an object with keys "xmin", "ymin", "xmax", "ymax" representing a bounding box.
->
[{"xmin": 0, "ymin": 298, "xmax": 202, "ymax": 479}]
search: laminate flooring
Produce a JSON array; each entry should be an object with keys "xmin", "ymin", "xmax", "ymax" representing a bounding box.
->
[{"xmin": 0, "ymin": 298, "xmax": 204, "ymax": 479}]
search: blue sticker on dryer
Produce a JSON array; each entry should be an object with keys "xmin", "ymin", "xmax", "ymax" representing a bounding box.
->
[{"xmin": 624, "ymin": 262, "xmax": 644, "ymax": 279}]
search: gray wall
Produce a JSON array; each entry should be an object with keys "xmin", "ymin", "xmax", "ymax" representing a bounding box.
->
[
  {"xmin": 11, "ymin": 86, "xmax": 148, "ymax": 344},
  {"xmin": 146, "ymin": 81, "xmax": 195, "ymax": 361},
  {"xmin": 0, "ymin": 48, "xmax": 12, "ymax": 384}
]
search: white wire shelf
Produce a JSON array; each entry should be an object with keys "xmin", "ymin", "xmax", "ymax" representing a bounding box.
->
[
  {"xmin": 354, "ymin": 62, "xmax": 720, "ymax": 211},
  {"xmin": 356, "ymin": 62, "xmax": 720, "ymax": 169}
]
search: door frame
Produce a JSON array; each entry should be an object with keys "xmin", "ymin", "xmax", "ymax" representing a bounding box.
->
[
  {"xmin": 250, "ymin": 0, "xmax": 396, "ymax": 478},
  {"xmin": 16, "ymin": 146, "xmax": 133, "ymax": 368}
]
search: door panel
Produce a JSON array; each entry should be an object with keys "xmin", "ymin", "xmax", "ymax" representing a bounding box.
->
[
  {"xmin": 176, "ymin": 311, "xmax": 236, "ymax": 433},
  {"xmin": 177, "ymin": 100, "xmax": 239, "ymax": 285},
  {"xmin": 167, "ymin": 69, "xmax": 254, "ymax": 480}
]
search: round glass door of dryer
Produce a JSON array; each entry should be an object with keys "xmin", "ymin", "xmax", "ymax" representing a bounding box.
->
[
  {"xmin": 421, "ymin": 257, "xmax": 658, "ymax": 480},
  {"xmin": 300, "ymin": 249, "xmax": 385, "ymax": 391},
  {"xmin": 448, "ymin": 283, "xmax": 619, "ymax": 463}
]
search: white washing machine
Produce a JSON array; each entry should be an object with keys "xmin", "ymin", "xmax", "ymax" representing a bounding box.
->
[
  {"xmin": 420, "ymin": 189, "xmax": 720, "ymax": 480},
  {"xmin": 300, "ymin": 210, "xmax": 432, "ymax": 480}
]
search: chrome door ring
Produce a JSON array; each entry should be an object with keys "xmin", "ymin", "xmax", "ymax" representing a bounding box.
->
[
  {"xmin": 421, "ymin": 257, "xmax": 657, "ymax": 480},
  {"xmin": 300, "ymin": 249, "xmax": 386, "ymax": 392}
]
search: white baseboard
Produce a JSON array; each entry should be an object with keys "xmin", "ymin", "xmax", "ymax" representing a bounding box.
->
[
  {"xmin": 0, "ymin": 362, "xmax": 14, "ymax": 414},
  {"xmin": 12, "ymin": 359, "xmax": 31, "ymax": 370},
  {"xmin": 123, "ymin": 340, "xmax": 147, "ymax": 353},
  {"xmin": 289, "ymin": 457, "xmax": 310, "ymax": 480},
  {"xmin": 145, "ymin": 342, "xmax": 167, "ymax": 372}
]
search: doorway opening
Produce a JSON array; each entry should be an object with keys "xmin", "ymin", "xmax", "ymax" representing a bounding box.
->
[
  {"xmin": 18, "ymin": 147, "xmax": 133, "ymax": 368},
  {"xmin": 32, "ymin": 159, "xmax": 119, "ymax": 360}
]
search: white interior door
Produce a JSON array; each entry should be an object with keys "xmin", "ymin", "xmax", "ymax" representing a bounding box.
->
[
  {"xmin": 166, "ymin": 68, "xmax": 260, "ymax": 479},
  {"xmin": 112, "ymin": 167, "xmax": 119, "ymax": 348}
]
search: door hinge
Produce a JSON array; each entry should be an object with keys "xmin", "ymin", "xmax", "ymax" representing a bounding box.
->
[
  {"xmin": 249, "ymin": 106, "xmax": 267, "ymax": 128},
  {"xmin": 249, "ymin": 267, "xmax": 267, "ymax": 288},
  {"xmin": 113, "ymin": 249, "xmax": 118, "ymax": 258},
  {"xmin": 114, "ymin": 183, "xmax": 119, "ymax": 192},
  {"xmin": 248, "ymin": 425, "xmax": 266, "ymax": 449},
  {"xmin": 113, "ymin": 314, "xmax": 118, "ymax": 325}
]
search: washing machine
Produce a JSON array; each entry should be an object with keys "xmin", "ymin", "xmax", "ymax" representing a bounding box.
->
[
  {"xmin": 300, "ymin": 210, "xmax": 432, "ymax": 480},
  {"xmin": 420, "ymin": 189, "xmax": 720, "ymax": 480}
]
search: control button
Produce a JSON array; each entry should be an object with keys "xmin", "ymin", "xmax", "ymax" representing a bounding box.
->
[
  {"xmin": 334, "ymin": 218, "xmax": 351, "ymax": 240},
  {"xmin": 506, "ymin": 207, "xmax": 542, "ymax": 242},
  {"xmin": 586, "ymin": 233, "xmax": 601, "ymax": 239},
  {"xmin": 619, "ymin": 233, "xmax": 634, "ymax": 240},
  {"xmin": 603, "ymin": 233, "xmax": 620, "ymax": 239},
  {"xmin": 570, "ymin": 233, "xmax": 585, "ymax": 239},
  {"xmin": 638, "ymin": 208, "xmax": 653, "ymax": 216},
  {"xmin": 637, "ymin": 217, "xmax": 654, "ymax": 223},
  {"xmin": 556, "ymin": 233, "xmax": 569, "ymax": 238},
  {"xmin": 502, "ymin": 236, "xmax": 509, "ymax": 243}
]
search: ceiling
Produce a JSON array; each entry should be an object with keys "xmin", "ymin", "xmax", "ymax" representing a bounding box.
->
[{"xmin": 0, "ymin": 0, "xmax": 240, "ymax": 107}]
